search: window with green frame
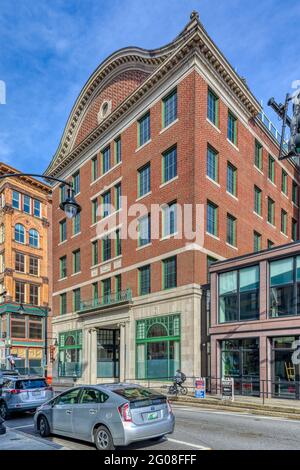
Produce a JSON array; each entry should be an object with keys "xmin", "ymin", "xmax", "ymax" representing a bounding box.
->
[
  {"xmin": 102, "ymin": 191, "xmax": 111, "ymax": 218},
  {"xmin": 139, "ymin": 265, "xmax": 150, "ymax": 295},
  {"xmin": 91, "ymin": 155, "xmax": 98, "ymax": 181},
  {"xmin": 207, "ymin": 255, "xmax": 218, "ymax": 283},
  {"xmin": 268, "ymin": 155, "xmax": 275, "ymax": 182},
  {"xmin": 163, "ymin": 256, "xmax": 177, "ymax": 289},
  {"xmin": 254, "ymin": 140, "xmax": 263, "ymax": 171},
  {"xmin": 162, "ymin": 146, "xmax": 177, "ymax": 183},
  {"xmin": 72, "ymin": 249, "xmax": 80, "ymax": 274},
  {"xmin": 115, "ymin": 274, "xmax": 121, "ymax": 294},
  {"xmin": 73, "ymin": 212, "xmax": 80, "ymax": 235},
  {"xmin": 226, "ymin": 214, "xmax": 236, "ymax": 247},
  {"xmin": 227, "ymin": 162, "xmax": 237, "ymax": 196},
  {"xmin": 72, "ymin": 171, "xmax": 80, "ymax": 195},
  {"xmin": 254, "ymin": 186, "xmax": 262, "ymax": 216},
  {"xmin": 267, "ymin": 197, "xmax": 275, "ymax": 225},
  {"xmin": 59, "ymin": 256, "xmax": 67, "ymax": 279},
  {"xmin": 292, "ymin": 218, "xmax": 298, "ymax": 241},
  {"xmin": 114, "ymin": 137, "xmax": 121, "ymax": 164},
  {"xmin": 268, "ymin": 239, "xmax": 274, "ymax": 249},
  {"xmin": 92, "ymin": 240, "xmax": 98, "ymax": 266},
  {"xmin": 206, "ymin": 145, "xmax": 218, "ymax": 182},
  {"xmin": 253, "ymin": 231, "xmax": 261, "ymax": 252},
  {"xmin": 115, "ymin": 229, "xmax": 121, "ymax": 256},
  {"xmin": 102, "ymin": 146, "xmax": 111, "ymax": 174},
  {"xmin": 207, "ymin": 88, "xmax": 219, "ymax": 126},
  {"xmin": 102, "ymin": 278, "xmax": 111, "ymax": 302},
  {"xmin": 115, "ymin": 183, "xmax": 121, "ymax": 210},
  {"xmin": 73, "ymin": 288, "xmax": 81, "ymax": 312},
  {"xmin": 293, "ymin": 181, "xmax": 298, "ymax": 205},
  {"xmin": 207, "ymin": 201, "xmax": 218, "ymax": 236},
  {"xmin": 59, "ymin": 219, "xmax": 67, "ymax": 242},
  {"xmin": 92, "ymin": 198, "xmax": 98, "ymax": 224},
  {"xmin": 138, "ymin": 163, "xmax": 150, "ymax": 197},
  {"xmin": 136, "ymin": 314, "xmax": 180, "ymax": 379},
  {"xmin": 60, "ymin": 293, "xmax": 67, "ymax": 315},
  {"xmin": 59, "ymin": 184, "xmax": 66, "ymax": 203},
  {"xmin": 162, "ymin": 89, "xmax": 177, "ymax": 128},
  {"xmin": 58, "ymin": 329, "xmax": 82, "ymax": 377},
  {"xmin": 227, "ymin": 111, "xmax": 237, "ymax": 145},
  {"xmin": 138, "ymin": 112, "xmax": 150, "ymax": 146},
  {"xmin": 282, "ymin": 170, "xmax": 288, "ymax": 195},
  {"xmin": 93, "ymin": 282, "xmax": 99, "ymax": 303},
  {"xmin": 281, "ymin": 209, "xmax": 287, "ymax": 235},
  {"xmin": 102, "ymin": 236, "xmax": 111, "ymax": 262}
]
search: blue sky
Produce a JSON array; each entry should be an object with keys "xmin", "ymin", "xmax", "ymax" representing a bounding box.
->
[{"xmin": 0, "ymin": 0, "xmax": 299, "ymax": 174}]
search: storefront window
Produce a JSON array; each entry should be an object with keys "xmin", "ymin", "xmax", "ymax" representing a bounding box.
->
[
  {"xmin": 272, "ymin": 336, "xmax": 300, "ymax": 399},
  {"xmin": 219, "ymin": 265, "xmax": 259, "ymax": 323},
  {"xmin": 221, "ymin": 338, "xmax": 260, "ymax": 396},
  {"xmin": 270, "ymin": 257, "xmax": 294, "ymax": 317},
  {"xmin": 136, "ymin": 314, "xmax": 180, "ymax": 380}
]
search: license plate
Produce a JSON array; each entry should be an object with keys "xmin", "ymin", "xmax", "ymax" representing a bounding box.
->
[
  {"xmin": 147, "ymin": 412, "xmax": 158, "ymax": 421},
  {"xmin": 32, "ymin": 391, "xmax": 41, "ymax": 396}
]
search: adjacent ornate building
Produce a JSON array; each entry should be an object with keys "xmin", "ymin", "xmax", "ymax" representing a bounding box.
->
[
  {"xmin": 0, "ymin": 163, "xmax": 52, "ymax": 375},
  {"xmin": 45, "ymin": 13, "xmax": 300, "ymax": 384}
]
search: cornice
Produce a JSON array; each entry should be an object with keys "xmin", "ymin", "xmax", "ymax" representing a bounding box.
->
[{"xmin": 45, "ymin": 14, "xmax": 262, "ymax": 179}]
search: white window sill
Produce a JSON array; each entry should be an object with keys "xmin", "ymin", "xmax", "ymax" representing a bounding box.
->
[
  {"xmin": 58, "ymin": 240, "xmax": 67, "ymax": 246},
  {"xmin": 136, "ymin": 191, "xmax": 152, "ymax": 202},
  {"xmin": 292, "ymin": 202, "xmax": 299, "ymax": 209},
  {"xmin": 253, "ymin": 211, "xmax": 263, "ymax": 220},
  {"xmin": 268, "ymin": 178, "xmax": 276, "ymax": 187},
  {"xmin": 206, "ymin": 118, "xmax": 221, "ymax": 133},
  {"xmin": 226, "ymin": 191, "xmax": 238, "ymax": 201},
  {"xmin": 206, "ymin": 175, "xmax": 220, "ymax": 187},
  {"xmin": 160, "ymin": 118, "xmax": 179, "ymax": 134},
  {"xmin": 226, "ymin": 242, "xmax": 238, "ymax": 250},
  {"xmin": 160, "ymin": 176, "xmax": 178, "ymax": 188},
  {"xmin": 206, "ymin": 232, "xmax": 220, "ymax": 241},
  {"xmin": 71, "ymin": 232, "xmax": 81, "ymax": 239},
  {"xmin": 160, "ymin": 232, "xmax": 178, "ymax": 241},
  {"xmin": 254, "ymin": 165, "xmax": 264, "ymax": 176},
  {"xmin": 71, "ymin": 271, "xmax": 81, "ymax": 277},
  {"xmin": 281, "ymin": 191, "xmax": 289, "ymax": 200},
  {"xmin": 227, "ymin": 138, "xmax": 239, "ymax": 152},
  {"xmin": 280, "ymin": 232, "xmax": 289, "ymax": 239},
  {"xmin": 90, "ymin": 209, "xmax": 121, "ymax": 228},
  {"xmin": 136, "ymin": 242, "xmax": 152, "ymax": 251},
  {"xmin": 58, "ymin": 277, "xmax": 68, "ymax": 282},
  {"xmin": 135, "ymin": 139, "xmax": 151, "ymax": 153},
  {"xmin": 90, "ymin": 255, "xmax": 122, "ymax": 270},
  {"xmin": 267, "ymin": 221, "xmax": 276, "ymax": 229}
]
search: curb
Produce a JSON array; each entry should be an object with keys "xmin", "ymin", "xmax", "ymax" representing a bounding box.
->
[
  {"xmin": 170, "ymin": 397, "xmax": 300, "ymax": 420},
  {"xmin": 5, "ymin": 427, "xmax": 66, "ymax": 450}
]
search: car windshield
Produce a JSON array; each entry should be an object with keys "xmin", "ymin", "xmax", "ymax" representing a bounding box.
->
[{"xmin": 16, "ymin": 379, "xmax": 47, "ymax": 390}]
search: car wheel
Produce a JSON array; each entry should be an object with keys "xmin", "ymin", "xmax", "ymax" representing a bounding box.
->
[
  {"xmin": 94, "ymin": 426, "xmax": 115, "ymax": 450},
  {"xmin": 0, "ymin": 402, "xmax": 9, "ymax": 420},
  {"xmin": 39, "ymin": 415, "xmax": 50, "ymax": 438}
]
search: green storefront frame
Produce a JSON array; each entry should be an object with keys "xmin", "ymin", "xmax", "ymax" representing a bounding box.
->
[
  {"xmin": 58, "ymin": 329, "xmax": 82, "ymax": 377},
  {"xmin": 136, "ymin": 314, "xmax": 180, "ymax": 380}
]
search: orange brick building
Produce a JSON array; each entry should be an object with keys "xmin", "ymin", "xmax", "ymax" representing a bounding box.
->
[
  {"xmin": 0, "ymin": 163, "xmax": 52, "ymax": 374},
  {"xmin": 44, "ymin": 13, "xmax": 299, "ymax": 383}
]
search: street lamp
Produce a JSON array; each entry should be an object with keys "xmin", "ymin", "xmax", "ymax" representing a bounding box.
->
[{"xmin": 0, "ymin": 172, "xmax": 81, "ymax": 219}]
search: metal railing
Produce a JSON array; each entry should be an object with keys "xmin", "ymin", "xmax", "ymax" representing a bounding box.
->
[
  {"xmin": 79, "ymin": 288, "xmax": 132, "ymax": 313},
  {"xmin": 123, "ymin": 376, "xmax": 300, "ymax": 403}
]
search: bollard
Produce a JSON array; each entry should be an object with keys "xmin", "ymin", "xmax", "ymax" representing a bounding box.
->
[{"xmin": 0, "ymin": 416, "xmax": 6, "ymax": 435}]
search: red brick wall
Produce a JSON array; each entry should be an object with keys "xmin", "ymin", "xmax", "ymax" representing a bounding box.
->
[
  {"xmin": 52, "ymin": 69, "xmax": 300, "ymax": 316},
  {"xmin": 74, "ymin": 70, "xmax": 150, "ymax": 147}
]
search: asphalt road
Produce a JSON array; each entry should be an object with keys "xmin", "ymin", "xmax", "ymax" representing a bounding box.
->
[{"xmin": 5, "ymin": 404, "xmax": 300, "ymax": 450}]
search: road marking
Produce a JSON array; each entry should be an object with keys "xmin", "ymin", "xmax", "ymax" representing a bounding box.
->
[
  {"xmin": 10, "ymin": 424, "xmax": 34, "ymax": 429},
  {"xmin": 167, "ymin": 438, "xmax": 211, "ymax": 450}
]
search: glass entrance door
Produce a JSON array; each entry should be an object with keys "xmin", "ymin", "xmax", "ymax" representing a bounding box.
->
[
  {"xmin": 272, "ymin": 337, "xmax": 300, "ymax": 399},
  {"xmin": 97, "ymin": 329, "xmax": 120, "ymax": 378}
]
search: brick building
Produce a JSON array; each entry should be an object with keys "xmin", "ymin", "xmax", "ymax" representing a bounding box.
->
[
  {"xmin": 44, "ymin": 12, "xmax": 300, "ymax": 384},
  {"xmin": 0, "ymin": 163, "xmax": 52, "ymax": 374}
]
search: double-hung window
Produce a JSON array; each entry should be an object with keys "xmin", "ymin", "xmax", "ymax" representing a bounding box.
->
[
  {"xmin": 268, "ymin": 155, "xmax": 275, "ymax": 182},
  {"xmin": 73, "ymin": 249, "xmax": 81, "ymax": 274},
  {"xmin": 267, "ymin": 198, "xmax": 275, "ymax": 226},
  {"xmin": 163, "ymin": 89, "xmax": 177, "ymax": 128},
  {"xmin": 254, "ymin": 140, "xmax": 263, "ymax": 171},
  {"xmin": 91, "ymin": 155, "xmax": 98, "ymax": 181},
  {"xmin": 163, "ymin": 256, "xmax": 177, "ymax": 289},
  {"xmin": 162, "ymin": 146, "xmax": 177, "ymax": 183},
  {"xmin": 227, "ymin": 162, "xmax": 237, "ymax": 196},
  {"xmin": 60, "ymin": 219, "xmax": 67, "ymax": 242},
  {"xmin": 23, "ymin": 195, "xmax": 31, "ymax": 214},
  {"xmin": 102, "ymin": 236, "xmax": 111, "ymax": 262},
  {"xmin": 102, "ymin": 146, "xmax": 111, "ymax": 174},
  {"xmin": 72, "ymin": 171, "xmax": 80, "ymax": 195},
  {"xmin": 139, "ymin": 265, "xmax": 151, "ymax": 295},
  {"xmin": 254, "ymin": 186, "xmax": 262, "ymax": 216},
  {"xmin": 115, "ymin": 183, "xmax": 121, "ymax": 211},
  {"xmin": 228, "ymin": 111, "xmax": 237, "ymax": 145},
  {"xmin": 138, "ymin": 214, "xmax": 151, "ymax": 247},
  {"xmin": 12, "ymin": 191, "xmax": 20, "ymax": 210},
  {"xmin": 162, "ymin": 202, "xmax": 177, "ymax": 237},
  {"xmin": 207, "ymin": 201, "xmax": 218, "ymax": 236},
  {"xmin": 115, "ymin": 137, "xmax": 121, "ymax": 164},
  {"xmin": 226, "ymin": 214, "xmax": 236, "ymax": 247},
  {"xmin": 206, "ymin": 146, "xmax": 218, "ymax": 182},
  {"xmin": 73, "ymin": 212, "xmax": 80, "ymax": 235},
  {"xmin": 102, "ymin": 191, "xmax": 111, "ymax": 218},
  {"xmin": 138, "ymin": 112, "xmax": 150, "ymax": 146},
  {"xmin": 281, "ymin": 209, "xmax": 287, "ymax": 235},
  {"xmin": 138, "ymin": 163, "xmax": 150, "ymax": 197},
  {"xmin": 207, "ymin": 88, "xmax": 219, "ymax": 126},
  {"xmin": 60, "ymin": 256, "xmax": 67, "ymax": 279}
]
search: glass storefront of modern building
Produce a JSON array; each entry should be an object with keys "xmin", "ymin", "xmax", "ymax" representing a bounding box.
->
[
  {"xmin": 136, "ymin": 314, "xmax": 180, "ymax": 379},
  {"xmin": 221, "ymin": 338, "xmax": 260, "ymax": 396},
  {"xmin": 272, "ymin": 336, "xmax": 300, "ymax": 399}
]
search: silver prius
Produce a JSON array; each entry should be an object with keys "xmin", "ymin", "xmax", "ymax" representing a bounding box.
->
[{"xmin": 34, "ymin": 384, "xmax": 175, "ymax": 450}]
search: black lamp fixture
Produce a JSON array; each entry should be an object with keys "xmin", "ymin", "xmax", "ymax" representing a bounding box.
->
[
  {"xmin": 59, "ymin": 187, "xmax": 81, "ymax": 219},
  {"xmin": 17, "ymin": 303, "xmax": 26, "ymax": 315}
]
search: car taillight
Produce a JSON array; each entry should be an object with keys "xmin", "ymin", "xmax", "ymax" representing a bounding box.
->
[
  {"xmin": 167, "ymin": 399, "xmax": 172, "ymax": 414},
  {"xmin": 118, "ymin": 403, "xmax": 132, "ymax": 422},
  {"xmin": 10, "ymin": 389, "xmax": 21, "ymax": 394}
]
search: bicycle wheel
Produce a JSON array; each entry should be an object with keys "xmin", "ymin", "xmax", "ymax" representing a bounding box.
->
[
  {"xmin": 168, "ymin": 385, "xmax": 177, "ymax": 395},
  {"xmin": 180, "ymin": 386, "xmax": 188, "ymax": 395}
]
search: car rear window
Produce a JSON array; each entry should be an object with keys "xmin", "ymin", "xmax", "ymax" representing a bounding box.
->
[
  {"xmin": 16, "ymin": 379, "xmax": 47, "ymax": 390},
  {"xmin": 113, "ymin": 387, "xmax": 166, "ymax": 408}
]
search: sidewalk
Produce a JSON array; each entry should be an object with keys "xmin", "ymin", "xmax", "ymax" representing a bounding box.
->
[{"xmin": 0, "ymin": 428, "xmax": 61, "ymax": 450}]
